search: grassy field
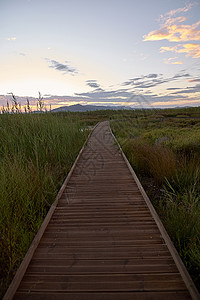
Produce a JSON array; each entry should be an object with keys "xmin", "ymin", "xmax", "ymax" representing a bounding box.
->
[
  {"xmin": 111, "ymin": 107, "xmax": 200, "ymax": 290},
  {"xmin": 0, "ymin": 112, "xmax": 89, "ymax": 298},
  {"xmin": 1, "ymin": 107, "xmax": 200, "ymax": 296}
]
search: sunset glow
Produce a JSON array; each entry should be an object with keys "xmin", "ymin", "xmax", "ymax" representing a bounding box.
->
[{"xmin": 0, "ymin": 0, "xmax": 200, "ymax": 109}]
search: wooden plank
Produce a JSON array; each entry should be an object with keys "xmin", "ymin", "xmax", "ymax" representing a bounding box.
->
[
  {"xmin": 18, "ymin": 280, "xmax": 187, "ymax": 292},
  {"xmin": 26, "ymin": 265, "xmax": 178, "ymax": 274},
  {"xmin": 109, "ymin": 122, "xmax": 200, "ymax": 300},
  {"xmin": 3, "ymin": 124, "xmax": 99, "ymax": 300},
  {"xmin": 14, "ymin": 291, "xmax": 191, "ymax": 300},
  {"xmin": 33, "ymin": 251, "xmax": 171, "ymax": 260},
  {"xmin": 20, "ymin": 273, "xmax": 185, "ymax": 283},
  {"xmin": 4, "ymin": 120, "xmax": 199, "ymax": 300}
]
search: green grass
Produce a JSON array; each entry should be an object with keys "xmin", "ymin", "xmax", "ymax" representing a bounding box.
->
[
  {"xmin": 111, "ymin": 108, "xmax": 200, "ymax": 290},
  {"xmin": 1, "ymin": 106, "xmax": 200, "ymax": 296},
  {"xmin": 0, "ymin": 112, "xmax": 88, "ymax": 298}
]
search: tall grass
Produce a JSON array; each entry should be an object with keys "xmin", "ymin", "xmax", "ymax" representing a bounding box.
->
[
  {"xmin": 111, "ymin": 111, "xmax": 200, "ymax": 290},
  {"xmin": 123, "ymin": 138, "xmax": 176, "ymax": 184},
  {"xmin": 161, "ymin": 162, "xmax": 200, "ymax": 285},
  {"xmin": 0, "ymin": 113, "xmax": 88, "ymax": 297},
  {"xmin": 1, "ymin": 107, "xmax": 200, "ymax": 295}
]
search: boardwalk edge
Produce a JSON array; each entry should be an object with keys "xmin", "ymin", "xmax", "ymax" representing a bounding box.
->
[
  {"xmin": 3, "ymin": 123, "xmax": 99, "ymax": 300},
  {"xmin": 109, "ymin": 121, "xmax": 200, "ymax": 300}
]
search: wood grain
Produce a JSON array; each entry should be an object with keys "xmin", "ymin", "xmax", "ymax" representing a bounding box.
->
[{"xmin": 4, "ymin": 121, "xmax": 199, "ymax": 300}]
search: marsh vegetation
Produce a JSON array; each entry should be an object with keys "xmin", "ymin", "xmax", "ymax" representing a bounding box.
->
[
  {"xmin": 0, "ymin": 112, "xmax": 88, "ymax": 297},
  {"xmin": 0, "ymin": 106, "xmax": 200, "ymax": 296},
  {"xmin": 111, "ymin": 107, "xmax": 200, "ymax": 290}
]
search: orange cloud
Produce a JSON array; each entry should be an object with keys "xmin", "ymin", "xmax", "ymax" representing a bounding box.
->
[
  {"xmin": 160, "ymin": 43, "xmax": 200, "ymax": 58},
  {"xmin": 144, "ymin": 20, "xmax": 200, "ymax": 42},
  {"xmin": 164, "ymin": 56, "xmax": 183, "ymax": 64},
  {"xmin": 6, "ymin": 37, "xmax": 16, "ymax": 41},
  {"xmin": 171, "ymin": 61, "xmax": 183, "ymax": 64},
  {"xmin": 143, "ymin": 2, "xmax": 200, "ymax": 60},
  {"xmin": 179, "ymin": 43, "xmax": 200, "ymax": 58},
  {"xmin": 160, "ymin": 46, "xmax": 178, "ymax": 52}
]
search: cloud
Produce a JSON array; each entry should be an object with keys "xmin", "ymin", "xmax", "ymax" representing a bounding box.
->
[
  {"xmin": 43, "ymin": 89, "xmax": 175, "ymax": 109},
  {"xmin": 45, "ymin": 59, "xmax": 78, "ymax": 75},
  {"xmin": 167, "ymin": 87, "xmax": 182, "ymax": 90},
  {"xmin": 0, "ymin": 70, "xmax": 196, "ymax": 109},
  {"xmin": 171, "ymin": 58, "xmax": 183, "ymax": 64},
  {"xmin": 86, "ymin": 80, "xmax": 100, "ymax": 88},
  {"xmin": 146, "ymin": 73, "xmax": 158, "ymax": 78},
  {"xmin": 163, "ymin": 3, "xmax": 194, "ymax": 19},
  {"xmin": 19, "ymin": 53, "xmax": 26, "ymax": 56},
  {"xmin": 161, "ymin": 43, "xmax": 200, "ymax": 58},
  {"xmin": 176, "ymin": 43, "xmax": 200, "ymax": 58},
  {"xmin": 144, "ymin": 19, "xmax": 200, "ymax": 42},
  {"xmin": 164, "ymin": 57, "xmax": 183, "ymax": 64},
  {"xmin": 1, "ymin": 83, "xmax": 198, "ymax": 109},
  {"xmin": 46, "ymin": 91, "xmax": 189, "ymax": 108},
  {"xmin": 188, "ymin": 78, "xmax": 200, "ymax": 82},
  {"xmin": 122, "ymin": 72, "xmax": 190, "ymax": 89},
  {"xmin": 170, "ymin": 83, "xmax": 200, "ymax": 94},
  {"xmin": 123, "ymin": 77, "xmax": 142, "ymax": 85},
  {"xmin": 123, "ymin": 73, "xmax": 160, "ymax": 87},
  {"xmin": 172, "ymin": 73, "xmax": 190, "ymax": 79},
  {"xmin": 143, "ymin": 3, "xmax": 200, "ymax": 61},
  {"xmin": 160, "ymin": 46, "xmax": 178, "ymax": 52},
  {"xmin": 75, "ymin": 88, "xmax": 133, "ymax": 101},
  {"xmin": 152, "ymin": 98, "xmax": 200, "ymax": 107},
  {"xmin": 6, "ymin": 37, "xmax": 16, "ymax": 41}
]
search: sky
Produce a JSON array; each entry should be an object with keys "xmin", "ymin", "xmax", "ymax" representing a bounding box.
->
[{"xmin": 0, "ymin": 0, "xmax": 200, "ymax": 109}]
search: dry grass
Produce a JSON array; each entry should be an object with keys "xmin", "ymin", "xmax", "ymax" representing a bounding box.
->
[
  {"xmin": 111, "ymin": 111, "xmax": 200, "ymax": 290},
  {"xmin": 123, "ymin": 138, "xmax": 176, "ymax": 184}
]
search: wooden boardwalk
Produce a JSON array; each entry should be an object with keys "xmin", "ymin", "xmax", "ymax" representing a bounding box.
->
[{"xmin": 4, "ymin": 121, "xmax": 199, "ymax": 300}]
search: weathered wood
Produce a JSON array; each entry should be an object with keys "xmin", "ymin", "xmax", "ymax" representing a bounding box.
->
[
  {"xmin": 3, "ymin": 124, "xmax": 98, "ymax": 300},
  {"xmin": 4, "ymin": 121, "xmax": 199, "ymax": 300},
  {"xmin": 14, "ymin": 291, "xmax": 192, "ymax": 300},
  {"xmin": 109, "ymin": 122, "xmax": 200, "ymax": 300}
]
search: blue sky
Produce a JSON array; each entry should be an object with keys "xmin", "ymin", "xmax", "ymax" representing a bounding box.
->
[{"xmin": 0, "ymin": 0, "xmax": 200, "ymax": 109}]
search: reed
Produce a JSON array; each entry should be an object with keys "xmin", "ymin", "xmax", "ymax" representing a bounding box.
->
[
  {"xmin": 0, "ymin": 112, "xmax": 88, "ymax": 297},
  {"xmin": 111, "ymin": 111, "xmax": 200, "ymax": 290}
]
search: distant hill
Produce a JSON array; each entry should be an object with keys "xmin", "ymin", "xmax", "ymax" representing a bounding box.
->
[{"xmin": 51, "ymin": 104, "xmax": 133, "ymax": 112}]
